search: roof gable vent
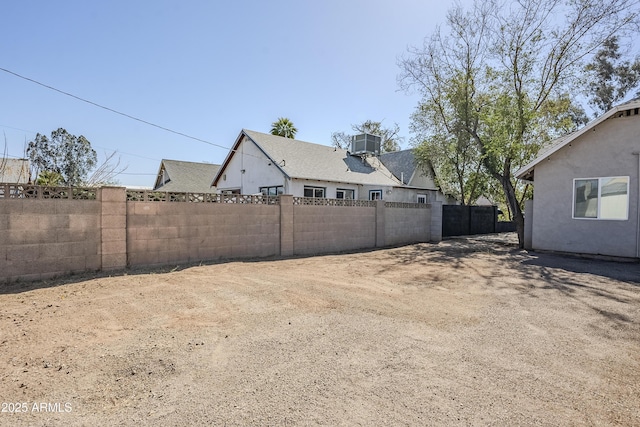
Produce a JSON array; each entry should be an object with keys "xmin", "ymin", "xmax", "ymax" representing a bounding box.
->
[{"xmin": 351, "ymin": 133, "xmax": 381, "ymax": 156}]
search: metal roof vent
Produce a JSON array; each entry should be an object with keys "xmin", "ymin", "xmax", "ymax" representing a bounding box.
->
[{"xmin": 351, "ymin": 133, "xmax": 381, "ymax": 156}]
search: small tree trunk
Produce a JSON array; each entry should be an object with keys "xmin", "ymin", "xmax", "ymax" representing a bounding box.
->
[{"xmin": 498, "ymin": 175, "xmax": 525, "ymax": 248}]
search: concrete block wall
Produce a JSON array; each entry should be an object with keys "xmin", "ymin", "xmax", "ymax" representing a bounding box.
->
[
  {"xmin": 1, "ymin": 188, "xmax": 441, "ymax": 283},
  {"xmin": 385, "ymin": 205, "xmax": 431, "ymax": 246},
  {"xmin": 0, "ymin": 198, "xmax": 102, "ymax": 283},
  {"xmin": 430, "ymin": 202, "xmax": 443, "ymax": 242},
  {"xmin": 292, "ymin": 204, "xmax": 376, "ymax": 255},
  {"xmin": 126, "ymin": 201, "xmax": 280, "ymax": 267},
  {"xmin": 100, "ymin": 187, "xmax": 127, "ymax": 271},
  {"xmin": 280, "ymin": 196, "xmax": 294, "ymax": 256}
]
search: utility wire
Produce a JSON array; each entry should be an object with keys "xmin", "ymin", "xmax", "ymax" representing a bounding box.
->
[
  {"xmin": 0, "ymin": 67, "xmax": 276, "ymax": 169},
  {"xmin": 118, "ymin": 172, "xmax": 157, "ymax": 175},
  {"xmin": 0, "ymin": 67, "xmax": 231, "ymax": 152}
]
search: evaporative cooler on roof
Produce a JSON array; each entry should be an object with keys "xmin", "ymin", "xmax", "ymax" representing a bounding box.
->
[{"xmin": 351, "ymin": 133, "xmax": 381, "ymax": 156}]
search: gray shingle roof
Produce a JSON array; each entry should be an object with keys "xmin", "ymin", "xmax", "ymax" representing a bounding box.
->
[
  {"xmin": 242, "ymin": 130, "xmax": 402, "ymax": 187},
  {"xmin": 379, "ymin": 149, "xmax": 417, "ymax": 184},
  {"xmin": 154, "ymin": 159, "xmax": 220, "ymax": 193}
]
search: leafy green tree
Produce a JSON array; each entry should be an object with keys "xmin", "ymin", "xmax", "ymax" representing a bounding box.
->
[
  {"xmin": 27, "ymin": 128, "xmax": 97, "ymax": 186},
  {"xmin": 399, "ymin": 0, "xmax": 639, "ymax": 247},
  {"xmin": 270, "ymin": 117, "xmax": 298, "ymax": 139},
  {"xmin": 584, "ymin": 36, "xmax": 640, "ymax": 115},
  {"xmin": 409, "ymin": 70, "xmax": 488, "ymax": 205},
  {"xmin": 331, "ymin": 120, "xmax": 403, "ymax": 153}
]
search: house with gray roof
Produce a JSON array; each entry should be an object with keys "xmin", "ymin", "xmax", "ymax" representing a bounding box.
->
[
  {"xmin": 516, "ymin": 99, "xmax": 640, "ymax": 259},
  {"xmin": 212, "ymin": 130, "xmax": 447, "ymax": 203},
  {"xmin": 154, "ymin": 159, "xmax": 220, "ymax": 193},
  {"xmin": 0, "ymin": 158, "xmax": 30, "ymax": 183}
]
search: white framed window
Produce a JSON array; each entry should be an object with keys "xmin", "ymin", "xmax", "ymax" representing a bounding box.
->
[
  {"xmin": 304, "ymin": 186, "xmax": 325, "ymax": 198},
  {"xmin": 573, "ymin": 176, "xmax": 629, "ymax": 220},
  {"xmin": 369, "ymin": 190, "xmax": 382, "ymax": 200},
  {"xmin": 336, "ymin": 188, "xmax": 354, "ymax": 199},
  {"xmin": 259, "ymin": 185, "xmax": 284, "ymax": 196},
  {"xmin": 417, "ymin": 194, "xmax": 427, "ymax": 204}
]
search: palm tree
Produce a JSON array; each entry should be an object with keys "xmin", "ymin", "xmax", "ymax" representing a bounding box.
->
[
  {"xmin": 270, "ymin": 117, "xmax": 298, "ymax": 139},
  {"xmin": 36, "ymin": 170, "xmax": 64, "ymax": 186}
]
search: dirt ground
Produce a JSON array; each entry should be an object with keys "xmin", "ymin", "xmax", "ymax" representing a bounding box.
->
[{"xmin": 1, "ymin": 234, "xmax": 639, "ymax": 426}]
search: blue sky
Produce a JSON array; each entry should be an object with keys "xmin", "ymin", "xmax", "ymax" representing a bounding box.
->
[{"xmin": 1, "ymin": 1, "xmax": 459, "ymax": 186}]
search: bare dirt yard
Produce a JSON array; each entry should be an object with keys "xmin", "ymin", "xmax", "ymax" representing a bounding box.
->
[{"xmin": 1, "ymin": 234, "xmax": 639, "ymax": 426}]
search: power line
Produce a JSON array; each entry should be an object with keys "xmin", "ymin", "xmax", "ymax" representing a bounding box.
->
[
  {"xmin": 0, "ymin": 67, "xmax": 232, "ymax": 152},
  {"xmin": 118, "ymin": 172, "xmax": 157, "ymax": 176},
  {"xmin": 93, "ymin": 146, "xmax": 161, "ymax": 162},
  {"xmin": 0, "ymin": 67, "xmax": 271, "ymax": 167},
  {"xmin": 0, "ymin": 124, "xmax": 36, "ymax": 135}
]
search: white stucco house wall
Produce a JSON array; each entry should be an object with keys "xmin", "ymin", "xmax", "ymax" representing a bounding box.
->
[
  {"xmin": 0, "ymin": 158, "xmax": 30, "ymax": 183},
  {"xmin": 212, "ymin": 130, "xmax": 448, "ymax": 203},
  {"xmin": 516, "ymin": 99, "xmax": 640, "ymax": 259}
]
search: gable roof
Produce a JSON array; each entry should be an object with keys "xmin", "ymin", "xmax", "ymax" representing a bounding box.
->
[
  {"xmin": 154, "ymin": 159, "xmax": 220, "ymax": 193},
  {"xmin": 379, "ymin": 149, "xmax": 419, "ymax": 184},
  {"xmin": 0, "ymin": 158, "xmax": 30, "ymax": 183},
  {"xmin": 515, "ymin": 98, "xmax": 640, "ymax": 181},
  {"xmin": 213, "ymin": 130, "xmax": 404, "ymax": 188}
]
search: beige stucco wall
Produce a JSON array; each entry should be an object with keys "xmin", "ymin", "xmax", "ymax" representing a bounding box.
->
[{"xmin": 530, "ymin": 114, "xmax": 639, "ymax": 258}]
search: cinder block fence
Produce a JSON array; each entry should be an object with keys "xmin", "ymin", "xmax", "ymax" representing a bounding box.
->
[{"xmin": 0, "ymin": 185, "xmax": 442, "ymax": 283}]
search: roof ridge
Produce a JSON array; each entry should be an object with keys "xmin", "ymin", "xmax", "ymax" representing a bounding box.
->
[{"xmin": 243, "ymin": 129, "xmax": 347, "ymax": 152}]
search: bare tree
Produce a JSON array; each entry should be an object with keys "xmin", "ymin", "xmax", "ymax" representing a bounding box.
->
[
  {"xmin": 85, "ymin": 151, "xmax": 128, "ymax": 187},
  {"xmin": 332, "ymin": 120, "xmax": 403, "ymax": 153},
  {"xmin": 0, "ymin": 134, "xmax": 8, "ymax": 180}
]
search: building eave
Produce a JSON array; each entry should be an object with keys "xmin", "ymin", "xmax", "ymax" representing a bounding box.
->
[
  {"xmin": 515, "ymin": 99, "xmax": 640, "ymax": 180},
  {"xmin": 212, "ymin": 130, "xmax": 291, "ymax": 188}
]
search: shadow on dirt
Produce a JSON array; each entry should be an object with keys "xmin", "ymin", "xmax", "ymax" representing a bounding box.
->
[
  {"xmin": 384, "ymin": 235, "xmax": 640, "ymax": 329},
  {"xmin": 519, "ymin": 257, "xmax": 640, "ymax": 330},
  {"xmin": 384, "ymin": 234, "xmax": 523, "ymax": 273},
  {"xmin": 521, "ymin": 252, "xmax": 640, "ymax": 285}
]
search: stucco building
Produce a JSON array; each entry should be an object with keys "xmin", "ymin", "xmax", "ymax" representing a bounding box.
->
[
  {"xmin": 516, "ymin": 99, "xmax": 640, "ymax": 259},
  {"xmin": 213, "ymin": 129, "xmax": 448, "ymax": 203}
]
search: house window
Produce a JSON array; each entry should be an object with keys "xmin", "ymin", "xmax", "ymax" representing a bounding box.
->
[
  {"xmin": 336, "ymin": 189, "xmax": 354, "ymax": 199},
  {"xmin": 417, "ymin": 194, "xmax": 427, "ymax": 204},
  {"xmin": 222, "ymin": 189, "xmax": 241, "ymax": 195},
  {"xmin": 260, "ymin": 186, "xmax": 284, "ymax": 196},
  {"xmin": 369, "ymin": 190, "xmax": 382, "ymax": 200},
  {"xmin": 304, "ymin": 186, "xmax": 325, "ymax": 198},
  {"xmin": 573, "ymin": 177, "xmax": 629, "ymax": 220}
]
